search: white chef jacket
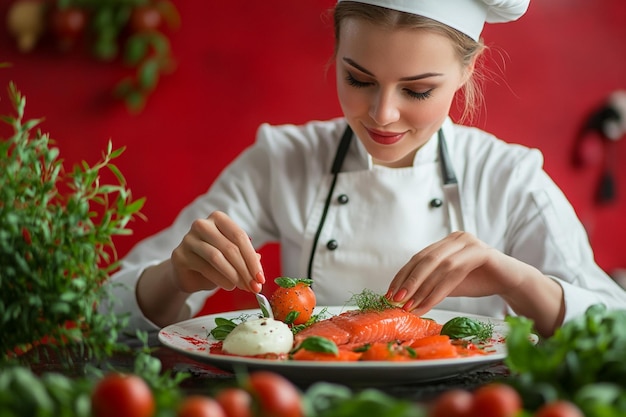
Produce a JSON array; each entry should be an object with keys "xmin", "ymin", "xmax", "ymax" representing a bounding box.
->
[{"xmin": 105, "ymin": 117, "xmax": 626, "ymax": 330}]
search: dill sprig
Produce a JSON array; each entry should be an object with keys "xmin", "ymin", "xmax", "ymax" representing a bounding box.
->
[
  {"xmin": 348, "ymin": 289, "xmax": 395, "ymax": 311},
  {"xmin": 291, "ymin": 307, "xmax": 330, "ymax": 335}
]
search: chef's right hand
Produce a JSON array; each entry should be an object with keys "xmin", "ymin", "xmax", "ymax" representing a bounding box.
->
[{"xmin": 170, "ymin": 210, "xmax": 265, "ymax": 294}]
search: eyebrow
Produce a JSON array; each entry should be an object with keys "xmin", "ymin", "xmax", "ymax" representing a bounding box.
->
[{"xmin": 342, "ymin": 57, "xmax": 443, "ymax": 81}]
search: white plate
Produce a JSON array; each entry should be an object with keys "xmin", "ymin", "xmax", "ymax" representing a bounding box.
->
[{"xmin": 158, "ymin": 307, "xmax": 511, "ymax": 386}]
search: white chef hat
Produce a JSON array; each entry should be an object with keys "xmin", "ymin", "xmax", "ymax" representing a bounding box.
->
[{"xmin": 336, "ymin": 0, "xmax": 530, "ymax": 41}]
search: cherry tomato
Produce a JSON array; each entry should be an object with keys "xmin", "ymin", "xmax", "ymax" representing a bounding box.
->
[
  {"xmin": 49, "ymin": 7, "xmax": 88, "ymax": 40},
  {"xmin": 269, "ymin": 278, "xmax": 316, "ymax": 325},
  {"xmin": 469, "ymin": 383, "xmax": 522, "ymax": 417},
  {"xmin": 534, "ymin": 401, "xmax": 584, "ymax": 417},
  {"xmin": 177, "ymin": 396, "xmax": 227, "ymax": 417},
  {"xmin": 247, "ymin": 371, "xmax": 303, "ymax": 417},
  {"xmin": 215, "ymin": 388, "xmax": 253, "ymax": 417},
  {"xmin": 130, "ymin": 5, "xmax": 163, "ymax": 32},
  {"xmin": 91, "ymin": 373, "xmax": 155, "ymax": 417},
  {"xmin": 429, "ymin": 389, "xmax": 473, "ymax": 417}
]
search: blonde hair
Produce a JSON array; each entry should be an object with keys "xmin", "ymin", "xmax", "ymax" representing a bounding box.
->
[{"xmin": 332, "ymin": 1, "xmax": 486, "ymax": 123}]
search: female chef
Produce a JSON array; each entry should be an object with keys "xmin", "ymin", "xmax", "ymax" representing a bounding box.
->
[{"xmin": 103, "ymin": 0, "xmax": 626, "ymax": 337}]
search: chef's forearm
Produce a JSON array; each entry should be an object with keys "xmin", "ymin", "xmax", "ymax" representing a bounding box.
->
[
  {"xmin": 501, "ymin": 265, "xmax": 565, "ymax": 338},
  {"xmin": 136, "ymin": 260, "xmax": 192, "ymax": 328}
]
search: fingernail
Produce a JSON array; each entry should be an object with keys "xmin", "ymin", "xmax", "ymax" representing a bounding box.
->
[
  {"xmin": 393, "ymin": 288, "xmax": 407, "ymax": 302},
  {"xmin": 255, "ymin": 271, "xmax": 265, "ymax": 284},
  {"xmin": 384, "ymin": 289, "xmax": 394, "ymax": 299},
  {"xmin": 402, "ymin": 299, "xmax": 415, "ymax": 311},
  {"xmin": 251, "ymin": 281, "xmax": 262, "ymax": 293}
]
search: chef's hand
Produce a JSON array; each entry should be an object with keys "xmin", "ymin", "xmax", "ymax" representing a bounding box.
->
[
  {"xmin": 385, "ymin": 231, "xmax": 527, "ymax": 314},
  {"xmin": 170, "ymin": 210, "xmax": 265, "ymax": 294}
]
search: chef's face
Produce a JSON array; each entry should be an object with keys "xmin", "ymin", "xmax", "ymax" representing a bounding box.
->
[{"xmin": 336, "ymin": 19, "xmax": 469, "ymax": 168}]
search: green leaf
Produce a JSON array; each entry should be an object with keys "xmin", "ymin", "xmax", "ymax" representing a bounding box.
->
[
  {"xmin": 440, "ymin": 316, "xmax": 494, "ymax": 342},
  {"xmin": 292, "ymin": 336, "xmax": 339, "ymax": 356},
  {"xmin": 125, "ymin": 91, "xmax": 146, "ymax": 112},
  {"xmin": 125, "ymin": 197, "xmax": 146, "ymax": 214},
  {"xmin": 109, "ymin": 145, "xmax": 126, "ymax": 160},
  {"xmin": 274, "ymin": 277, "xmax": 313, "ymax": 288},
  {"xmin": 214, "ymin": 317, "xmax": 237, "ymax": 328},
  {"xmin": 138, "ymin": 59, "xmax": 160, "ymax": 91},
  {"xmin": 210, "ymin": 317, "xmax": 238, "ymax": 340},
  {"xmin": 124, "ymin": 35, "xmax": 149, "ymax": 66},
  {"xmin": 283, "ymin": 310, "xmax": 300, "ymax": 324}
]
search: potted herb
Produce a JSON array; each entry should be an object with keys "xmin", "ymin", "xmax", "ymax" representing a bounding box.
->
[{"xmin": 0, "ymin": 82, "xmax": 145, "ymax": 365}]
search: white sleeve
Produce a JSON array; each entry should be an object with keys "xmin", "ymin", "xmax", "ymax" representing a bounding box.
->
[{"xmin": 501, "ymin": 151, "xmax": 626, "ymax": 322}]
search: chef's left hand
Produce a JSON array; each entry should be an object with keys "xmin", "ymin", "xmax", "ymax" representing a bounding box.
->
[{"xmin": 386, "ymin": 231, "xmax": 527, "ymax": 314}]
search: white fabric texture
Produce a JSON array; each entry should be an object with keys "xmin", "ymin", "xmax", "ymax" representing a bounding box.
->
[{"xmin": 337, "ymin": 0, "xmax": 530, "ymax": 40}]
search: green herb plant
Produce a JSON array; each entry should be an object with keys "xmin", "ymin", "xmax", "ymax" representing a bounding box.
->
[
  {"xmin": 505, "ymin": 304, "xmax": 626, "ymax": 415},
  {"xmin": 0, "ymin": 82, "xmax": 146, "ymax": 365}
]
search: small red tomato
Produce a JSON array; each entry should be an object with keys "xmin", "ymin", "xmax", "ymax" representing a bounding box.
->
[
  {"xmin": 247, "ymin": 371, "xmax": 303, "ymax": 417},
  {"xmin": 49, "ymin": 7, "xmax": 88, "ymax": 40},
  {"xmin": 177, "ymin": 396, "xmax": 226, "ymax": 417},
  {"xmin": 534, "ymin": 400, "xmax": 585, "ymax": 417},
  {"xmin": 429, "ymin": 389, "xmax": 473, "ymax": 417},
  {"xmin": 91, "ymin": 373, "xmax": 155, "ymax": 417},
  {"xmin": 470, "ymin": 383, "xmax": 522, "ymax": 417},
  {"xmin": 215, "ymin": 388, "xmax": 253, "ymax": 417},
  {"xmin": 269, "ymin": 278, "xmax": 316, "ymax": 325},
  {"xmin": 130, "ymin": 5, "xmax": 163, "ymax": 32}
]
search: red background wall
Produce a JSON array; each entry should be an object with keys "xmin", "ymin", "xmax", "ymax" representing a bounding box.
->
[{"xmin": 2, "ymin": 0, "xmax": 625, "ymax": 315}]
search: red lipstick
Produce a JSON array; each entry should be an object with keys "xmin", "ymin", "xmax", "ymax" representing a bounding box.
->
[{"xmin": 366, "ymin": 128, "xmax": 405, "ymax": 145}]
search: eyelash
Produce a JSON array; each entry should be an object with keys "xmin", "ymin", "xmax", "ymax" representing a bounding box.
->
[{"xmin": 345, "ymin": 72, "xmax": 433, "ymax": 101}]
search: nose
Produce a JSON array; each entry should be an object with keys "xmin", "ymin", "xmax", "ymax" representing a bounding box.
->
[{"xmin": 369, "ymin": 89, "xmax": 400, "ymax": 126}]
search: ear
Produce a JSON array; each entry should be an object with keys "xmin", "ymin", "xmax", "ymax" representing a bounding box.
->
[{"xmin": 459, "ymin": 56, "xmax": 477, "ymax": 88}]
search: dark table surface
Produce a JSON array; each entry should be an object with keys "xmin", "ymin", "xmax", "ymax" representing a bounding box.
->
[{"xmin": 24, "ymin": 331, "xmax": 511, "ymax": 404}]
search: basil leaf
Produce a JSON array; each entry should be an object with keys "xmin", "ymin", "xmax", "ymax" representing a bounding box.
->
[
  {"xmin": 213, "ymin": 317, "xmax": 237, "ymax": 328},
  {"xmin": 440, "ymin": 317, "xmax": 494, "ymax": 342},
  {"xmin": 284, "ymin": 310, "xmax": 300, "ymax": 325},
  {"xmin": 210, "ymin": 317, "xmax": 239, "ymax": 340},
  {"xmin": 294, "ymin": 336, "xmax": 339, "ymax": 355},
  {"xmin": 274, "ymin": 277, "xmax": 313, "ymax": 288}
]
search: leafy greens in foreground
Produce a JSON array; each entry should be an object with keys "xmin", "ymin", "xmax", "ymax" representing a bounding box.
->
[{"xmin": 505, "ymin": 304, "xmax": 626, "ymax": 415}]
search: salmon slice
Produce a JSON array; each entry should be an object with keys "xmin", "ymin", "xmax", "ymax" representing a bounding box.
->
[{"xmin": 295, "ymin": 308, "xmax": 442, "ymax": 348}]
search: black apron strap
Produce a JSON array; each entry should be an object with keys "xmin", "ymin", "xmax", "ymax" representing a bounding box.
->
[
  {"xmin": 438, "ymin": 129, "xmax": 457, "ymax": 185},
  {"xmin": 307, "ymin": 125, "xmax": 353, "ymax": 280},
  {"xmin": 331, "ymin": 125, "xmax": 354, "ymax": 174}
]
